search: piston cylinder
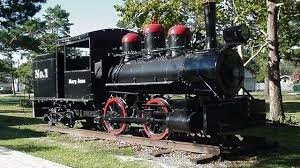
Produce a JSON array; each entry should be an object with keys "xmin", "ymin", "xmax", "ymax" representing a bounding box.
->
[{"xmin": 166, "ymin": 112, "xmax": 201, "ymax": 133}]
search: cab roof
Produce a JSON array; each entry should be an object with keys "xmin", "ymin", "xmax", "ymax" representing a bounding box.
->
[{"xmin": 56, "ymin": 28, "xmax": 133, "ymax": 48}]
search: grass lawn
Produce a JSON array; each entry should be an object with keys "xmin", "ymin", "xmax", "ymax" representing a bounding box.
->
[
  {"xmin": 0, "ymin": 93, "xmax": 299, "ymax": 168},
  {"xmin": 0, "ymin": 94, "xmax": 31, "ymax": 112},
  {"xmin": 0, "ymin": 95, "xmax": 150, "ymax": 168},
  {"xmin": 237, "ymin": 123, "xmax": 300, "ymax": 168},
  {"xmin": 237, "ymin": 93, "xmax": 300, "ymax": 168}
]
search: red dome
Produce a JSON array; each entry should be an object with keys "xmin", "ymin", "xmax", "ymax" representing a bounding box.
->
[
  {"xmin": 168, "ymin": 25, "xmax": 189, "ymax": 35},
  {"xmin": 144, "ymin": 23, "xmax": 164, "ymax": 34},
  {"xmin": 122, "ymin": 33, "xmax": 141, "ymax": 43}
]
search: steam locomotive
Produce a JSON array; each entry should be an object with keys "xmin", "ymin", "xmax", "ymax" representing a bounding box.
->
[{"xmin": 32, "ymin": 1, "xmax": 265, "ymax": 140}]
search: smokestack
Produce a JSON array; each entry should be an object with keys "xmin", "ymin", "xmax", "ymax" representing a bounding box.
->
[{"xmin": 204, "ymin": 0, "xmax": 217, "ymax": 49}]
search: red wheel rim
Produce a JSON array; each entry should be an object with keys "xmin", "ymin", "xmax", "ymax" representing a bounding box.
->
[
  {"xmin": 103, "ymin": 97, "xmax": 127, "ymax": 135},
  {"xmin": 142, "ymin": 98, "xmax": 170, "ymax": 140}
]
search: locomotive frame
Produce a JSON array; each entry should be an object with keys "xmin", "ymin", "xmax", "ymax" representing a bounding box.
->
[{"xmin": 32, "ymin": 1, "xmax": 266, "ymax": 140}]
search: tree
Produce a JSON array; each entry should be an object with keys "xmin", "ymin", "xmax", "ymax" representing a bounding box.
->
[
  {"xmin": 0, "ymin": 1, "xmax": 46, "ymax": 53},
  {"xmin": 0, "ymin": 19, "xmax": 45, "ymax": 95},
  {"xmin": 40, "ymin": 5, "xmax": 73, "ymax": 53},
  {"xmin": 0, "ymin": 58, "xmax": 11, "ymax": 81},
  {"xmin": 218, "ymin": 1, "xmax": 271, "ymax": 97},
  {"xmin": 267, "ymin": 0, "xmax": 284, "ymax": 121},
  {"xmin": 217, "ymin": 1, "xmax": 268, "ymax": 75},
  {"xmin": 0, "ymin": 0, "xmax": 46, "ymax": 95},
  {"xmin": 16, "ymin": 61, "xmax": 32, "ymax": 98},
  {"xmin": 277, "ymin": 0, "xmax": 300, "ymax": 62},
  {"xmin": 280, "ymin": 60, "xmax": 295, "ymax": 76},
  {"xmin": 0, "ymin": 0, "xmax": 46, "ymax": 29},
  {"xmin": 114, "ymin": 0, "xmax": 203, "ymax": 31},
  {"xmin": 292, "ymin": 65, "xmax": 300, "ymax": 83},
  {"xmin": 15, "ymin": 5, "xmax": 72, "ymax": 95}
]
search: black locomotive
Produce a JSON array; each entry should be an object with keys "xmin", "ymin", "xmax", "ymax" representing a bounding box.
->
[{"xmin": 32, "ymin": 1, "xmax": 265, "ymax": 140}]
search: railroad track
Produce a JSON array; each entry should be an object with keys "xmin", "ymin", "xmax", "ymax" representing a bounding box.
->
[
  {"xmin": 43, "ymin": 125, "xmax": 275, "ymax": 164},
  {"xmin": 44, "ymin": 125, "xmax": 221, "ymax": 164}
]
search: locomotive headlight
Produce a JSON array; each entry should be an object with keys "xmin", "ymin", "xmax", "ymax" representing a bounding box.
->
[{"xmin": 223, "ymin": 24, "xmax": 250, "ymax": 44}]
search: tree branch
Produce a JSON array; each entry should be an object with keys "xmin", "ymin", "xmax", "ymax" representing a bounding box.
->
[
  {"xmin": 7, "ymin": 34, "xmax": 19, "ymax": 46},
  {"xmin": 260, "ymin": 29, "xmax": 268, "ymax": 37},
  {"xmin": 244, "ymin": 42, "xmax": 268, "ymax": 66}
]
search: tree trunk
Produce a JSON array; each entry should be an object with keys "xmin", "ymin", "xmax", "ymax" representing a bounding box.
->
[
  {"xmin": 267, "ymin": 0, "xmax": 284, "ymax": 121},
  {"xmin": 264, "ymin": 68, "xmax": 269, "ymax": 100},
  {"xmin": 10, "ymin": 58, "xmax": 16, "ymax": 96},
  {"xmin": 17, "ymin": 60, "xmax": 20, "ymax": 92}
]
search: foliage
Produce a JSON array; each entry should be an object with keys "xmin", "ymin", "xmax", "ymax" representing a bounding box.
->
[
  {"xmin": 1, "ymin": 4, "xmax": 72, "ymax": 56},
  {"xmin": 0, "ymin": 0, "xmax": 47, "ymax": 53},
  {"xmin": 16, "ymin": 62, "xmax": 33, "ymax": 93},
  {"xmin": 277, "ymin": 0, "xmax": 300, "ymax": 61},
  {"xmin": 0, "ymin": 19, "xmax": 44, "ymax": 53},
  {"xmin": 40, "ymin": 5, "xmax": 73, "ymax": 53},
  {"xmin": 0, "ymin": 0, "xmax": 47, "ymax": 95},
  {"xmin": 114, "ymin": 0, "xmax": 203, "ymax": 31},
  {"xmin": 0, "ymin": 1, "xmax": 72, "ymax": 96},
  {"xmin": 43, "ymin": 5, "xmax": 72, "ymax": 37},
  {"xmin": 0, "ymin": 58, "xmax": 11, "ymax": 81},
  {"xmin": 217, "ymin": 0, "xmax": 299, "ymax": 81},
  {"xmin": 292, "ymin": 65, "xmax": 300, "ymax": 82},
  {"xmin": 280, "ymin": 60, "xmax": 295, "ymax": 76},
  {"xmin": 217, "ymin": 1, "xmax": 267, "ymax": 80},
  {"xmin": 0, "ymin": 0, "xmax": 46, "ymax": 29},
  {"xmin": 14, "ymin": 5, "xmax": 72, "ymax": 94}
]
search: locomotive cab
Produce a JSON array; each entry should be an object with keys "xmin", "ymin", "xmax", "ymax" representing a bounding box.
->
[
  {"xmin": 32, "ymin": 29, "xmax": 131, "ymax": 119},
  {"xmin": 56, "ymin": 29, "xmax": 132, "ymax": 101},
  {"xmin": 62, "ymin": 42, "xmax": 91, "ymax": 100}
]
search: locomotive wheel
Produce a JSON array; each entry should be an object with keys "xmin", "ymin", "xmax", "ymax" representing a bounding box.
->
[
  {"xmin": 103, "ymin": 97, "xmax": 127, "ymax": 135},
  {"xmin": 142, "ymin": 98, "xmax": 170, "ymax": 140},
  {"xmin": 62, "ymin": 112, "xmax": 75, "ymax": 128}
]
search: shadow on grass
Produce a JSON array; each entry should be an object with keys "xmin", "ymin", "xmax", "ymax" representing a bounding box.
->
[
  {"xmin": 240, "ymin": 123, "xmax": 300, "ymax": 150},
  {"xmin": 232, "ymin": 123, "xmax": 300, "ymax": 167},
  {"xmin": 0, "ymin": 110, "xmax": 31, "ymax": 113},
  {"xmin": 253, "ymin": 152, "xmax": 300, "ymax": 168},
  {"xmin": 0, "ymin": 114, "xmax": 43, "ymax": 126},
  {"xmin": 0, "ymin": 97, "xmax": 31, "ymax": 113},
  {"xmin": 0, "ymin": 127, "xmax": 46, "ymax": 140},
  {"xmin": 0, "ymin": 144, "xmax": 57, "ymax": 153},
  {"xmin": 0, "ymin": 114, "xmax": 46, "ymax": 140},
  {"xmin": 283, "ymin": 102, "xmax": 300, "ymax": 113},
  {"xmin": 0, "ymin": 97, "xmax": 23, "ymax": 104}
]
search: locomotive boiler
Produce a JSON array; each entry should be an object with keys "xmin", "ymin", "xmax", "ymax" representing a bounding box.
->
[
  {"xmin": 32, "ymin": 0, "xmax": 266, "ymax": 140},
  {"xmin": 107, "ymin": 48, "xmax": 244, "ymax": 97}
]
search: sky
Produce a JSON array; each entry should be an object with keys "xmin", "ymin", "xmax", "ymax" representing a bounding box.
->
[{"xmin": 37, "ymin": 0, "xmax": 123, "ymax": 36}]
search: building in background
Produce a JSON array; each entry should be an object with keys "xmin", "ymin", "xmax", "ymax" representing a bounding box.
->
[
  {"xmin": 256, "ymin": 75, "xmax": 294, "ymax": 92},
  {"xmin": 244, "ymin": 70, "xmax": 256, "ymax": 91},
  {"xmin": 0, "ymin": 77, "xmax": 25, "ymax": 94}
]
